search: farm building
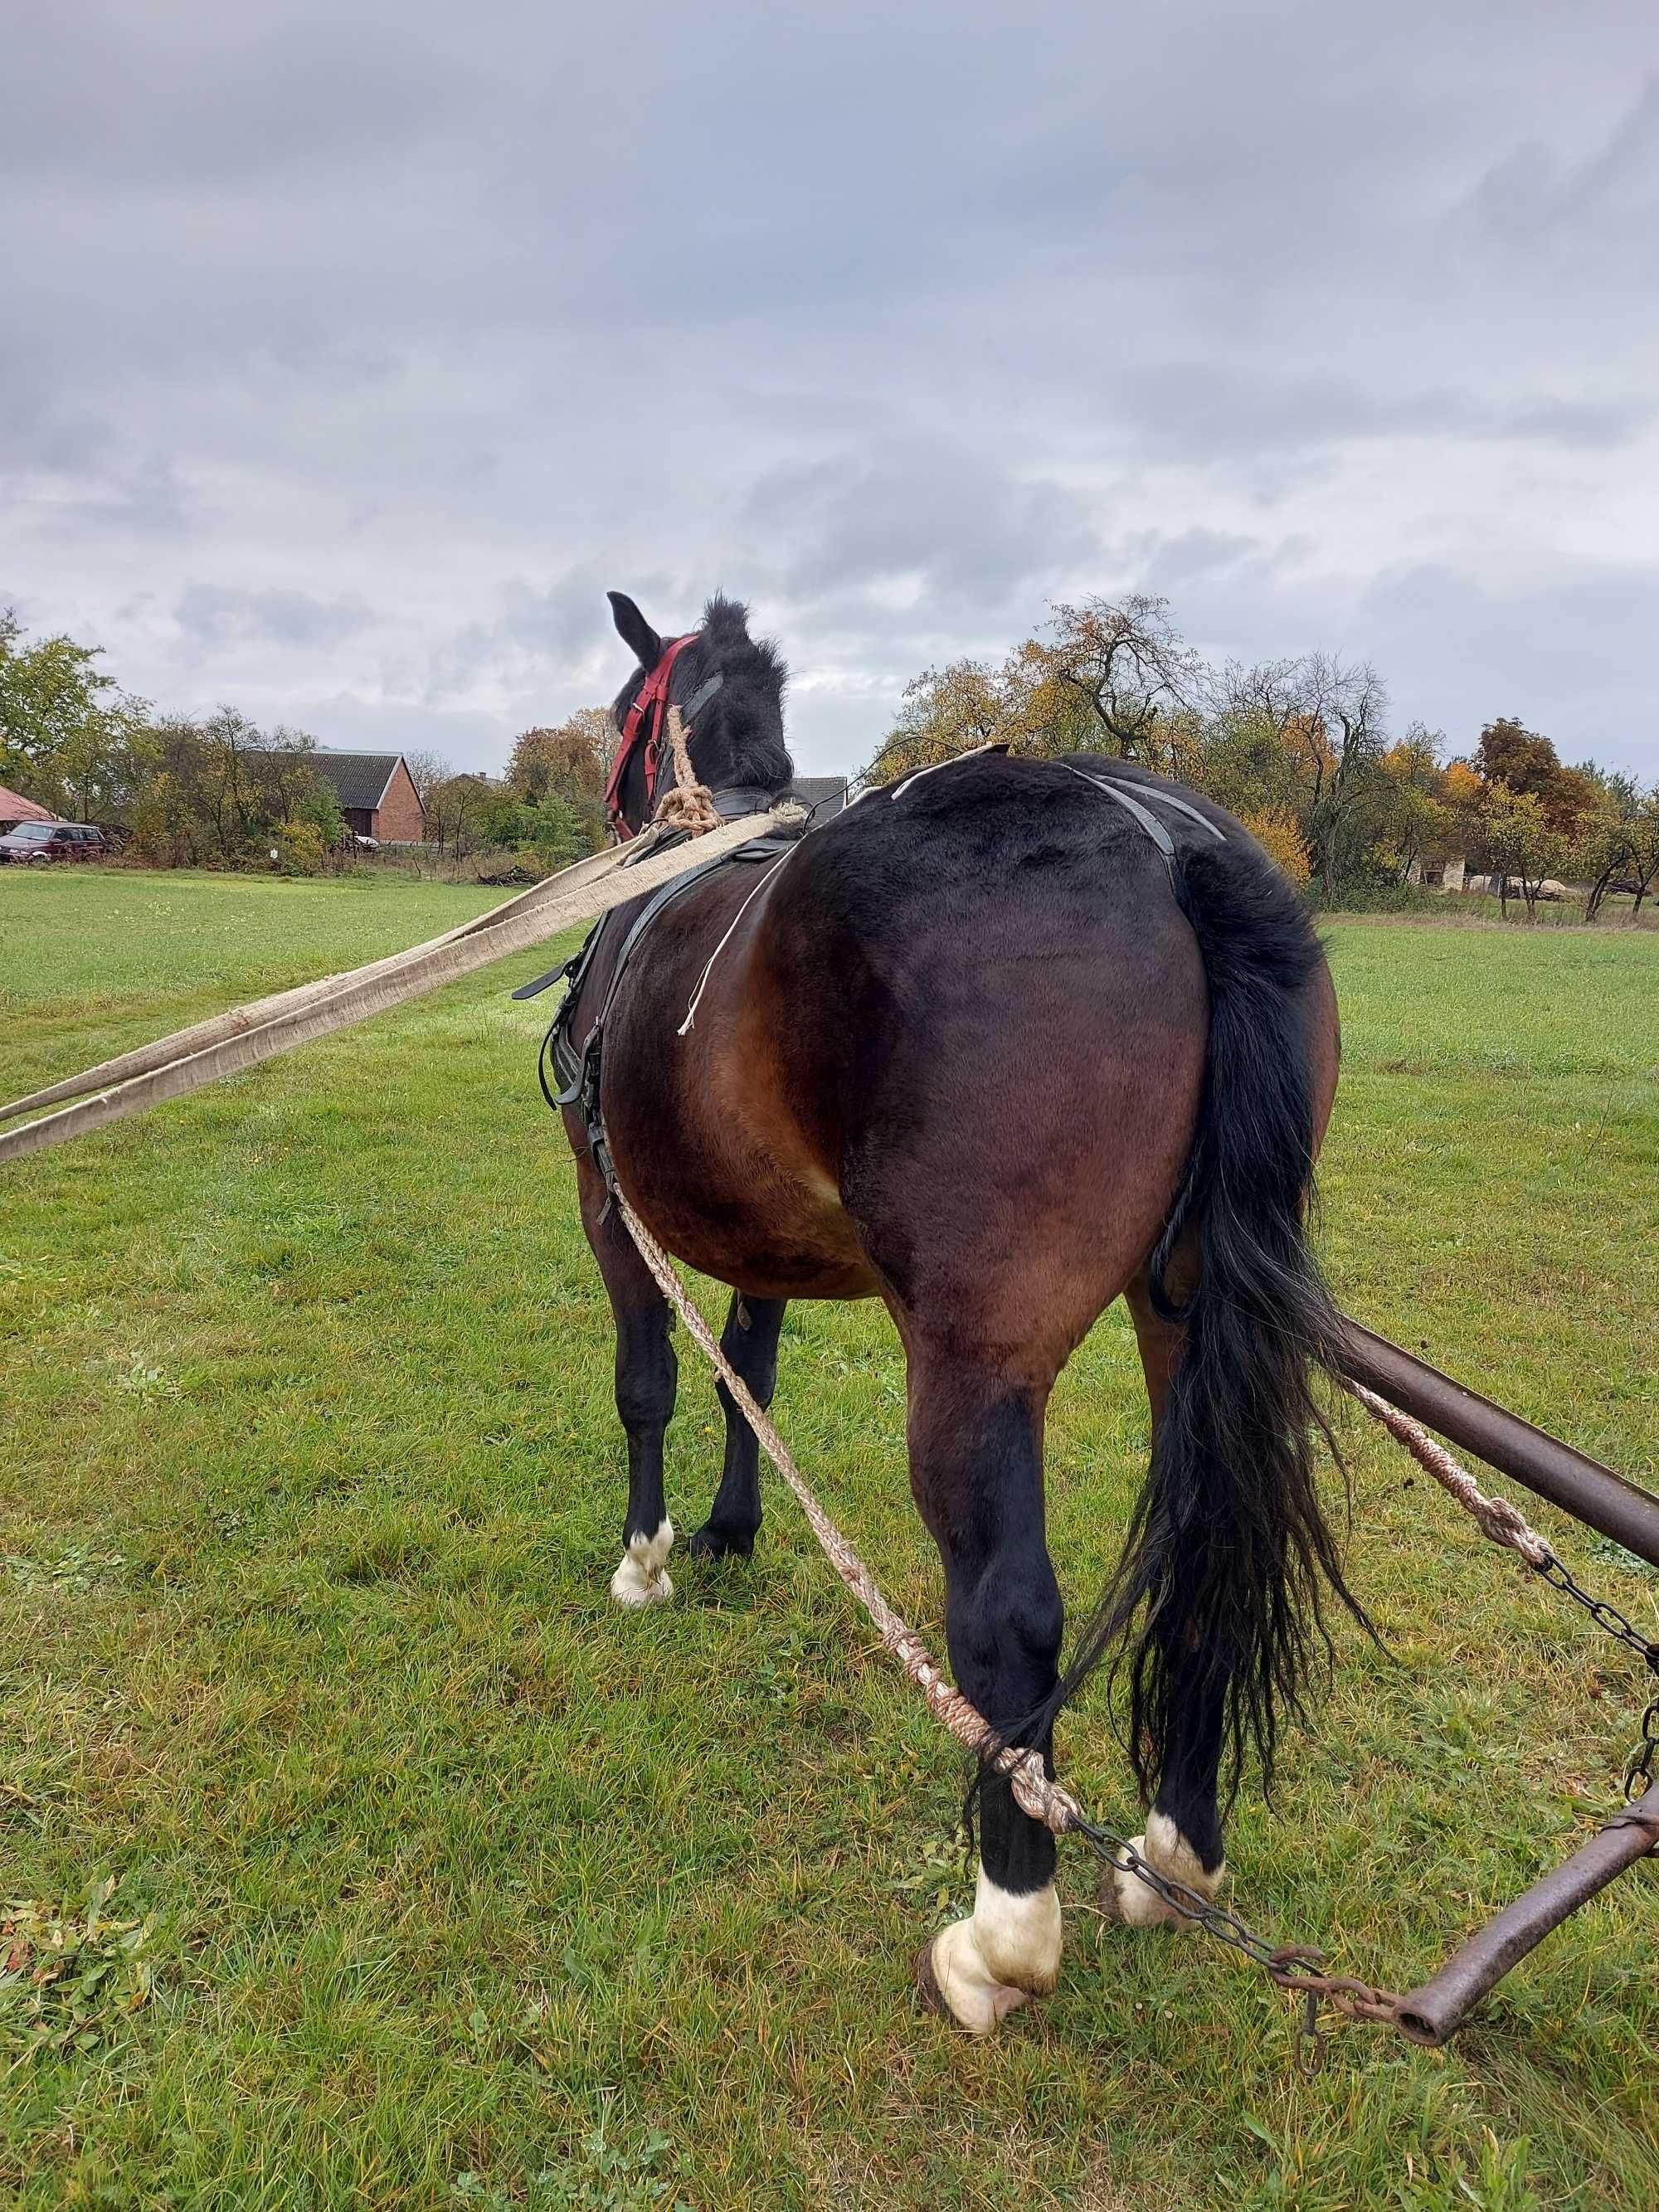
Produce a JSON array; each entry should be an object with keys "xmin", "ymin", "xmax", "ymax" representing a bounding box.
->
[
  {"xmin": 0, "ymin": 784, "xmax": 61, "ymax": 832},
  {"xmin": 790, "ymin": 776, "xmax": 849, "ymax": 815},
  {"xmin": 246, "ymin": 749, "xmax": 426, "ymax": 843}
]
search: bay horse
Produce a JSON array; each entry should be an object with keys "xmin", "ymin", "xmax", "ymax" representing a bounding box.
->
[{"xmin": 557, "ymin": 589, "xmax": 1363, "ymax": 2034}]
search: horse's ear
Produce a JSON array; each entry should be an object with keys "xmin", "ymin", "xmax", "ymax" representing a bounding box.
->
[{"xmin": 607, "ymin": 591, "xmax": 663, "ymax": 668}]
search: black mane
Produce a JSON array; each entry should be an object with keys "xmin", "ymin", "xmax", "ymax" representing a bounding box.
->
[{"xmin": 682, "ymin": 596, "xmax": 792, "ymax": 795}]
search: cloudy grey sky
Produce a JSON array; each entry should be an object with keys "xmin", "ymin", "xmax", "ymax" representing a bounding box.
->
[{"xmin": 6, "ymin": 1, "xmax": 1657, "ymax": 778}]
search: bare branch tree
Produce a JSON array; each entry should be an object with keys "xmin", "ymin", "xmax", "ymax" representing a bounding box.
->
[{"xmin": 1039, "ymin": 595, "xmax": 1204, "ymax": 760}]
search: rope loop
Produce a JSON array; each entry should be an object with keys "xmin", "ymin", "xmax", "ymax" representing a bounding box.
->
[{"xmin": 653, "ymin": 707, "xmax": 720, "ymax": 835}]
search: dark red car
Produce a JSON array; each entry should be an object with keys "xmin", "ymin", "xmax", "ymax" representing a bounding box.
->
[{"xmin": 0, "ymin": 820, "xmax": 109, "ymax": 863}]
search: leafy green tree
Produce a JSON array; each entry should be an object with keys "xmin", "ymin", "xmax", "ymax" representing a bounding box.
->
[
  {"xmin": 1622, "ymin": 785, "xmax": 1659, "ymax": 916},
  {"xmin": 1481, "ymin": 782, "xmax": 1566, "ymax": 921},
  {"xmin": 0, "ymin": 610, "xmax": 145, "ymax": 819},
  {"xmin": 517, "ymin": 792, "xmax": 587, "ymax": 868}
]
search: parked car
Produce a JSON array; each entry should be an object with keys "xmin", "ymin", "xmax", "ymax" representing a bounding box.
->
[{"xmin": 0, "ymin": 820, "xmax": 109, "ymax": 863}]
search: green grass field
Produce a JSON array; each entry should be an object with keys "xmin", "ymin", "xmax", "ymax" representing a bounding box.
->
[{"xmin": 2, "ymin": 868, "xmax": 1657, "ymax": 2210}]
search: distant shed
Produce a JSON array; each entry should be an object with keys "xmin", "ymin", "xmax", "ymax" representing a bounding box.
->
[{"xmin": 790, "ymin": 776, "xmax": 850, "ymax": 819}]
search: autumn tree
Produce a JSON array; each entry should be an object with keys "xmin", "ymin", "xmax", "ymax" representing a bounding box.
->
[
  {"xmin": 508, "ymin": 711, "xmax": 610, "ymax": 800},
  {"xmin": 873, "ymin": 657, "xmax": 1030, "ymax": 780},
  {"xmin": 1373, "ymin": 729, "xmax": 1451, "ymax": 883},
  {"xmin": 1210, "ymin": 654, "xmax": 1389, "ymax": 896},
  {"xmin": 1473, "ymin": 717, "xmax": 1596, "ymax": 840},
  {"xmin": 1034, "ymin": 595, "xmax": 1203, "ymax": 765}
]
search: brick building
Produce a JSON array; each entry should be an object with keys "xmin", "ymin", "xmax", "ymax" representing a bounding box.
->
[{"xmin": 251, "ymin": 750, "xmax": 426, "ymax": 843}]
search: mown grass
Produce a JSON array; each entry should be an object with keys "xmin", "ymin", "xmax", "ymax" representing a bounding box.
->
[{"xmin": 2, "ymin": 869, "xmax": 1656, "ymax": 2210}]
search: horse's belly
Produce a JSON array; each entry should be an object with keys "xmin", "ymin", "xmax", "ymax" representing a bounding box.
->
[{"xmin": 617, "ymin": 1154, "xmax": 880, "ymax": 1301}]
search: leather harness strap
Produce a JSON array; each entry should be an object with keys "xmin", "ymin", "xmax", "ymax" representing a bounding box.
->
[
  {"xmin": 604, "ymin": 634, "xmax": 726, "ymax": 839},
  {"xmin": 533, "ymin": 799, "xmax": 809, "ymax": 1202}
]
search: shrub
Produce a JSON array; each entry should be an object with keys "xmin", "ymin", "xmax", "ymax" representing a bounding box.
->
[
  {"xmin": 1239, "ymin": 804, "xmax": 1311, "ymax": 886},
  {"xmin": 273, "ymin": 816, "xmax": 328, "ymax": 875}
]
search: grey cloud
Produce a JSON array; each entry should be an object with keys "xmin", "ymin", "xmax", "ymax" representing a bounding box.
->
[
  {"xmin": 424, "ymin": 564, "xmax": 681, "ymax": 710},
  {"xmin": 174, "ymin": 586, "xmax": 378, "ymax": 649},
  {"xmin": 2, "ymin": 2, "xmax": 474, "ymax": 190},
  {"xmin": 1108, "ymin": 367, "xmax": 1652, "ymax": 465},
  {"xmin": 3, "ymin": 0, "xmax": 1656, "ymax": 784},
  {"xmin": 1460, "ymin": 75, "xmax": 1659, "ymax": 246},
  {"xmin": 745, "ymin": 442, "xmax": 1102, "ymax": 611},
  {"xmin": 1357, "ymin": 559, "xmax": 1659, "ymax": 762}
]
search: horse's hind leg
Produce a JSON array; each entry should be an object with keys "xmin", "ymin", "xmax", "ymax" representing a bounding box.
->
[
  {"xmin": 577, "ymin": 1157, "xmax": 679, "ymax": 1607},
  {"xmin": 905, "ymin": 1354, "xmax": 1065, "ymax": 2034},
  {"xmin": 1104, "ymin": 1269, "xmax": 1228, "ymax": 1924},
  {"xmin": 688, "ymin": 1295, "xmax": 786, "ymax": 1560}
]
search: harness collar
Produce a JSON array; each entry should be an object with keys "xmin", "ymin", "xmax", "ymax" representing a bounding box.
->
[{"xmin": 604, "ymin": 633, "xmax": 727, "ymax": 840}]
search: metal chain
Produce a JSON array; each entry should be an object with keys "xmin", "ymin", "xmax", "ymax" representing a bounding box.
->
[
  {"xmin": 1529, "ymin": 1553, "xmax": 1659, "ymax": 1671},
  {"xmin": 1525, "ymin": 1555, "xmax": 1659, "ymax": 1801},
  {"xmin": 1352, "ymin": 1383, "xmax": 1659, "ymax": 1808},
  {"xmin": 1626, "ymin": 1695, "xmax": 1659, "ymax": 1803},
  {"xmin": 1063, "ymin": 1814, "xmax": 1402, "ymax": 2074}
]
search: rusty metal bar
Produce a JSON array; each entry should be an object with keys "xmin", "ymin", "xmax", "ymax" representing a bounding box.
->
[
  {"xmin": 1336, "ymin": 1320, "xmax": 1659, "ymax": 1572},
  {"xmin": 1394, "ymin": 1782, "xmax": 1659, "ymax": 2044}
]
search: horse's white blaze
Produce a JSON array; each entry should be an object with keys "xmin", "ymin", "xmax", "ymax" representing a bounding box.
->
[
  {"xmin": 929, "ymin": 1868, "xmax": 1062, "ymax": 2035},
  {"xmin": 1110, "ymin": 1810, "xmax": 1224, "ymax": 1928},
  {"xmin": 610, "ymin": 1519, "xmax": 675, "ymax": 1607}
]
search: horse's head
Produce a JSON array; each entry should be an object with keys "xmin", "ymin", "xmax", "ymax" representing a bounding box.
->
[{"xmin": 605, "ymin": 591, "xmax": 791, "ymax": 838}]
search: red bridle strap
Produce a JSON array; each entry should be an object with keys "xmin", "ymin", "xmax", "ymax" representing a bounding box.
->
[{"xmin": 604, "ymin": 632, "xmax": 699, "ymax": 839}]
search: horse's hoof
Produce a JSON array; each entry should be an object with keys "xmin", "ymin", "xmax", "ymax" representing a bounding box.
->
[
  {"xmin": 913, "ymin": 1923, "xmax": 1034, "ymax": 2035},
  {"xmin": 1100, "ymin": 1825, "xmax": 1222, "ymax": 1929},
  {"xmin": 609, "ymin": 1521, "xmax": 674, "ymax": 1607},
  {"xmin": 914, "ymin": 1935, "xmax": 953, "ymax": 2024},
  {"xmin": 610, "ymin": 1561, "xmax": 674, "ymax": 1607},
  {"xmin": 687, "ymin": 1522, "xmax": 755, "ymax": 1560}
]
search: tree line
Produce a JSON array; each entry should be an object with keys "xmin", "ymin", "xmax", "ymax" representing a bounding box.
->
[
  {"xmin": 6, "ymin": 597, "xmax": 1655, "ymax": 909},
  {"xmin": 873, "ymin": 597, "xmax": 1659, "ymax": 918},
  {"xmin": 0, "ymin": 610, "xmax": 612, "ymax": 875}
]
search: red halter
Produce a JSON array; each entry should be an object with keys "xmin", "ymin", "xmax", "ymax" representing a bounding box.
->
[{"xmin": 604, "ymin": 632, "xmax": 699, "ymax": 840}]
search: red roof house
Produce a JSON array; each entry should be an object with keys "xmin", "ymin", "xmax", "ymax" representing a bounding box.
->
[{"xmin": 0, "ymin": 785, "xmax": 61, "ymax": 830}]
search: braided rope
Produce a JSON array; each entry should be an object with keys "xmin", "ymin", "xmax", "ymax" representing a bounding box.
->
[
  {"xmin": 1343, "ymin": 1379, "xmax": 1554, "ymax": 1567},
  {"xmin": 654, "ymin": 707, "xmax": 721, "ymax": 834}
]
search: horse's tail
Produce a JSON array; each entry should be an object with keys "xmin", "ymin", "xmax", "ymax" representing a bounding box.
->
[{"xmin": 1044, "ymin": 836, "xmax": 1370, "ymax": 1808}]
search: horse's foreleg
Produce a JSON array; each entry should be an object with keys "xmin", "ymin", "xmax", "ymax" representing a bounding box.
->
[
  {"xmin": 688, "ymin": 1294, "xmax": 786, "ymax": 1560},
  {"xmin": 578, "ymin": 1159, "xmax": 679, "ymax": 1607},
  {"xmin": 1107, "ymin": 1271, "xmax": 1228, "ymax": 1925},
  {"xmin": 907, "ymin": 1360, "xmax": 1065, "ymax": 2033}
]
